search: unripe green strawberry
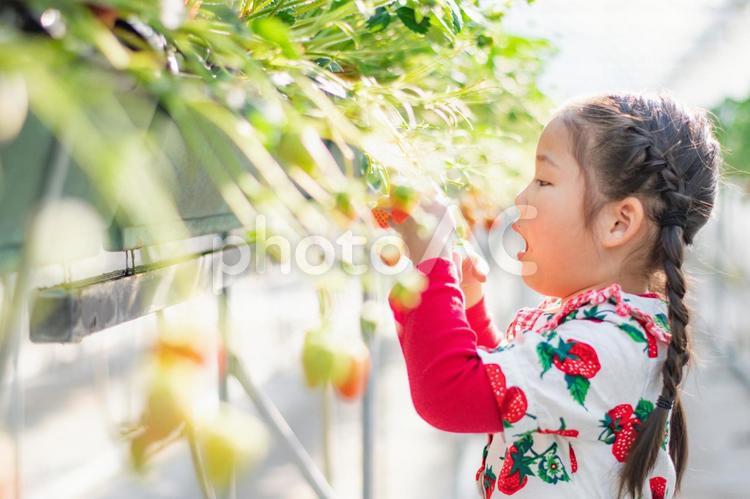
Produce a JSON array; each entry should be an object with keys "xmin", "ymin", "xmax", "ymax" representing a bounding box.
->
[
  {"xmin": 195, "ymin": 404, "xmax": 269, "ymax": 490},
  {"xmin": 334, "ymin": 191, "xmax": 358, "ymax": 224},
  {"xmin": 301, "ymin": 328, "xmax": 336, "ymax": 387},
  {"xmin": 389, "ymin": 180, "xmax": 420, "ymax": 224},
  {"xmin": 388, "ymin": 269, "xmax": 427, "ymax": 312}
]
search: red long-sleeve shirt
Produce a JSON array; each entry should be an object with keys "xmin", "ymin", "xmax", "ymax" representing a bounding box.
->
[
  {"xmin": 387, "ymin": 256, "xmax": 669, "ymax": 434},
  {"xmin": 388, "ymin": 257, "xmax": 506, "ymax": 433}
]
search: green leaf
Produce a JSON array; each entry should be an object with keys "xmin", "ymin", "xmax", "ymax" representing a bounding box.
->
[
  {"xmin": 251, "ymin": 17, "xmax": 300, "ymax": 59},
  {"xmin": 515, "ymin": 433, "xmax": 534, "ymax": 454},
  {"xmin": 445, "ymin": 0, "xmax": 463, "ymax": 34},
  {"xmin": 565, "ymin": 374, "xmax": 590, "ymax": 407},
  {"xmin": 655, "ymin": 312, "xmax": 670, "ymax": 331},
  {"xmin": 583, "ymin": 305, "xmax": 607, "ymax": 321},
  {"xmin": 634, "ymin": 398, "xmax": 654, "ymax": 422},
  {"xmin": 366, "ymin": 6, "xmax": 392, "ymax": 32},
  {"xmin": 618, "ymin": 322, "xmax": 647, "ymax": 343},
  {"xmin": 277, "ymin": 9, "xmax": 296, "ymax": 25},
  {"xmin": 559, "ymin": 309, "xmax": 578, "ymax": 324},
  {"xmin": 396, "ymin": 7, "xmax": 431, "ymax": 34},
  {"xmin": 536, "ymin": 342, "xmax": 554, "ymax": 377},
  {"xmin": 476, "ymin": 34, "xmax": 493, "ymax": 47}
]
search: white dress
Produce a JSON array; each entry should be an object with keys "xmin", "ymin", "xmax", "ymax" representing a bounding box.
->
[{"xmin": 474, "ymin": 283, "xmax": 676, "ymax": 499}]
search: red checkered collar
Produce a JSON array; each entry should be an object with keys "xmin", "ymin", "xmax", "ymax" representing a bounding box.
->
[{"xmin": 506, "ymin": 283, "xmax": 671, "ymax": 346}]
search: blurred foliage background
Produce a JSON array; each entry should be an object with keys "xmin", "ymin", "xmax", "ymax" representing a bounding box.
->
[
  {"xmin": 0, "ymin": 0, "xmax": 558, "ymax": 496},
  {"xmin": 713, "ymin": 95, "xmax": 750, "ymax": 183},
  {"xmin": 0, "ymin": 0, "xmax": 555, "ymax": 269}
]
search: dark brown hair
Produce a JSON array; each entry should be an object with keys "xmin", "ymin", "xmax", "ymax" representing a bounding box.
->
[{"xmin": 556, "ymin": 92, "xmax": 722, "ymax": 498}]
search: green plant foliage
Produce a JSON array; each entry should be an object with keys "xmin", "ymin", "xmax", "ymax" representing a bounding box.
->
[
  {"xmin": 711, "ymin": 95, "xmax": 750, "ymax": 181},
  {"xmin": 0, "ymin": 0, "xmax": 555, "ymax": 250}
]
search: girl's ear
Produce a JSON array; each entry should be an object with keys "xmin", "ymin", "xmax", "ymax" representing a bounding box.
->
[{"xmin": 599, "ymin": 196, "xmax": 645, "ymax": 249}]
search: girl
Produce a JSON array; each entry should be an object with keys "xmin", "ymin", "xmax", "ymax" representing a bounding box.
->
[{"xmin": 388, "ymin": 93, "xmax": 722, "ymax": 498}]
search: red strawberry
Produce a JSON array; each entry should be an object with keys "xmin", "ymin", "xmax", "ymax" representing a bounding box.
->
[
  {"xmin": 476, "ymin": 464, "xmax": 485, "ymax": 482},
  {"xmin": 391, "ymin": 208, "xmax": 410, "ymax": 224},
  {"xmin": 569, "ymin": 444, "xmax": 578, "ymax": 473},
  {"xmin": 482, "ymin": 465, "xmax": 497, "ymax": 498},
  {"xmin": 646, "ymin": 333, "xmax": 658, "ymax": 358},
  {"xmin": 485, "ymin": 364, "xmax": 508, "ymax": 400},
  {"xmin": 500, "ymin": 386, "xmax": 528, "ymax": 424},
  {"xmin": 484, "ymin": 365, "xmax": 527, "ymax": 424},
  {"xmin": 371, "ymin": 207, "xmax": 391, "ymax": 229},
  {"xmin": 496, "ymin": 444, "xmax": 528, "ymax": 495},
  {"xmin": 599, "ymin": 402, "xmax": 651, "ymax": 462},
  {"xmin": 551, "ymin": 340, "xmax": 601, "ymax": 379},
  {"xmin": 612, "ymin": 422, "xmax": 639, "ymax": 462},
  {"xmin": 649, "ymin": 476, "xmax": 667, "ymax": 499},
  {"xmin": 476, "ymin": 434, "xmax": 495, "ymax": 481},
  {"xmin": 606, "ymin": 404, "xmax": 635, "ymax": 431}
]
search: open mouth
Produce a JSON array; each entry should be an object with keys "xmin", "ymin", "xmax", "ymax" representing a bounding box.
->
[{"xmin": 511, "ymin": 222, "xmax": 529, "ymax": 260}]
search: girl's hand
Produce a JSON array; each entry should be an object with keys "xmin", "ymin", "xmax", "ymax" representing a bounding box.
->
[
  {"xmin": 389, "ymin": 194, "xmax": 456, "ymax": 266},
  {"xmin": 453, "ymin": 243, "xmax": 489, "ymax": 308}
]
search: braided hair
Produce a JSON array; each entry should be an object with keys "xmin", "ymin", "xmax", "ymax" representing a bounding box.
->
[{"xmin": 556, "ymin": 92, "xmax": 722, "ymax": 498}]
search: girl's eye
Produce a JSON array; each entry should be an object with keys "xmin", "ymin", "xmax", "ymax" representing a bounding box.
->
[{"xmin": 535, "ymin": 179, "xmax": 552, "ymax": 187}]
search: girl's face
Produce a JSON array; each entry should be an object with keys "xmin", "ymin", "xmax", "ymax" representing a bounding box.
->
[{"xmin": 512, "ymin": 116, "xmax": 606, "ymax": 298}]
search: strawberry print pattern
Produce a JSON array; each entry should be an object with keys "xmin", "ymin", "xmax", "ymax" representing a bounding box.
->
[
  {"xmin": 536, "ymin": 335, "xmax": 601, "ymax": 407},
  {"xmin": 476, "ymin": 434, "xmax": 494, "ymax": 480},
  {"xmin": 495, "ymin": 433, "xmax": 572, "ymax": 495},
  {"xmin": 497, "ymin": 442, "xmax": 529, "ymax": 494},
  {"xmin": 649, "ymin": 476, "xmax": 668, "ymax": 499},
  {"xmin": 568, "ymin": 444, "xmax": 578, "ymax": 473},
  {"xmin": 482, "ymin": 465, "xmax": 497, "ymax": 498},
  {"xmin": 597, "ymin": 399, "xmax": 654, "ymax": 462},
  {"xmin": 475, "ymin": 282, "xmax": 676, "ymax": 497},
  {"xmin": 485, "ymin": 364, "xmax": 529, "ymax": 428}
]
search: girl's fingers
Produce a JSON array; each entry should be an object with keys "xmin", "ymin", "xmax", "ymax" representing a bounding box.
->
[
  {"xmin": 463, "ymin": 245, "xmax": 489, "ymax": 283},
  {"xmin": 474, "ymin": 254, "xmax": 490, "ymax": 282},
  {"xmin": 452, "ymin": 250, "xmax": 464, "ymax": 282}
]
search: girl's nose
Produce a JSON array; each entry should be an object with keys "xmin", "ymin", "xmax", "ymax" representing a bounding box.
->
[
  {"xmin": 514, "ymin": 187, "xmax": 527, "ymax": 208},
  {"xmin": 514, "ymin": 186, "xmax": 535, "ymax": 221}
]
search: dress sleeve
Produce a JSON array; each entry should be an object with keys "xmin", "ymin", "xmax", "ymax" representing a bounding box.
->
[
  {"xmin": 388, "ymin": 257, "xmax": 505, "ymax": 433},
  {"xmin": 466, "ymin": 297, "xmax": 502, "ymax": 350},
  {"xmin": 390, "ymin": 266, "xmax": 501, "ymax": 350}
]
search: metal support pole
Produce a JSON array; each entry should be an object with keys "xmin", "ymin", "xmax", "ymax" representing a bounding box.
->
[
  {"xmin": 229, "ymin": 355, "xmax": 338, "ymax": 499},
  {"xmin": 216, "ymin": 233, "xmax": 236, "ymax": 499},
  {"xmin": 322, "ymin": 384, "xmax": 333, "ymax": 484},
  {"xmin": 361, "ymin": 278, "xmax": 381, "ymax": 499}
]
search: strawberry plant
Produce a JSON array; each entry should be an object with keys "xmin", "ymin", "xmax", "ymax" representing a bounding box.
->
[{"xmin": 0, "ymin": 0, "xmax": 555, "ymax": 493}]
